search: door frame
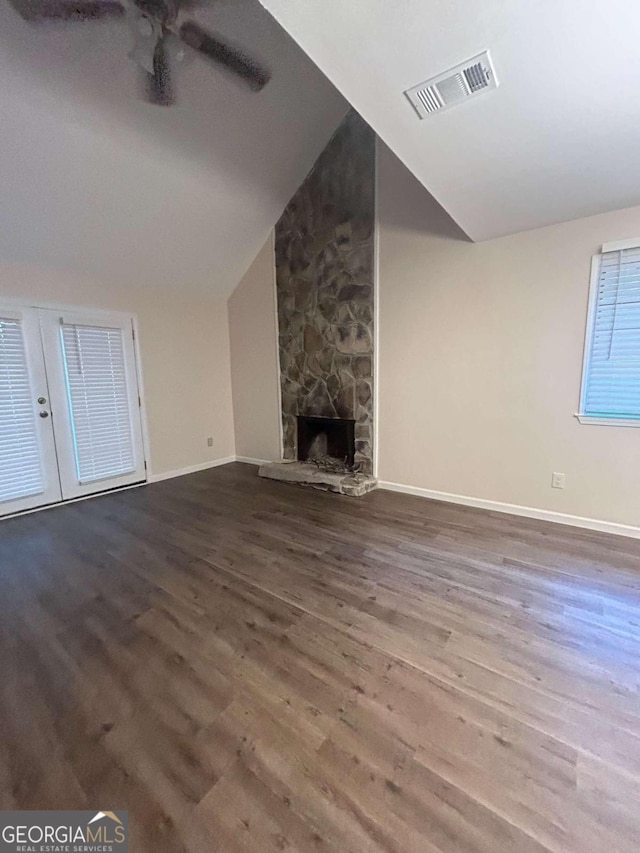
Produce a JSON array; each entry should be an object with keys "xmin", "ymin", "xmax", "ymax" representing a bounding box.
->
[
  {"xmin": 0, "ymin": 299, "xmax": 151, "ymax": 512},
  {"xmin": 39, "ymin": 307, "xmax": 148, "ymax": 499}
]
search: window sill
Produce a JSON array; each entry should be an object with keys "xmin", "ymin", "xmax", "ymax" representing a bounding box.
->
[{"xmin": 575, "ymin": 414, "xmax": 640, "ymax": 427}]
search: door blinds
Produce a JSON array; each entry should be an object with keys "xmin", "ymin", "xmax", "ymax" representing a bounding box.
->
[
  {"xmin": 60, "ymin": 323, "xmax": 136, "ymax": 484},
  {"xmin": 0, "ymin": 317, "xmax": 45, "ymax": 503}
]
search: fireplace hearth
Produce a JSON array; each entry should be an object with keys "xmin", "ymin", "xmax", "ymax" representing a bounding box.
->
[{"xmin": 259, "ymin": 409, "xmax": 375, "ymax": 495}]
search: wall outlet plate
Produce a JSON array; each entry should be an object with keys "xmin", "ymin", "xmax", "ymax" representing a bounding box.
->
[
  {"xmin": 551, "ymin": 472, "xmax": 565, "ymax": 489},
  {"xmin": 207, "ymin": 437, "xmax": 213, "ymax": 447}
]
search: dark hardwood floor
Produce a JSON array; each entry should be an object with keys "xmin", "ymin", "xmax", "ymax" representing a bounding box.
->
[{"xmin": 1, "ymin": 462, "xmax": 640, "ymax": 852}]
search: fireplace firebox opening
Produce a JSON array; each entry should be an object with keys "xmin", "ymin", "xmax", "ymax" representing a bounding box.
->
[{"xmin": 297, "ymin": 416, "xmax": 356, "ymax": 470}]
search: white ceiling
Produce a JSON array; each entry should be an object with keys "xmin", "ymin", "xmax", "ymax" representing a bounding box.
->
[
  {"xmin": 0, "ymin": 0, "xmax": 347, "ymax": 292},
  {"xmin": 260, "ymin": 0, "xmax": 640, "ymax": 241}
]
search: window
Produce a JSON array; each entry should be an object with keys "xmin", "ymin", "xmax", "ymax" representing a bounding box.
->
[{"xmin": 578, "ymin": 238, "xmax": 640, "ymax": 426}]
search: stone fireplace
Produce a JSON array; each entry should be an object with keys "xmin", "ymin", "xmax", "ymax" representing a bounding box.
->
[{"xmin": 259, "ymin": 109, "xmax": 377, "ymax": 496}]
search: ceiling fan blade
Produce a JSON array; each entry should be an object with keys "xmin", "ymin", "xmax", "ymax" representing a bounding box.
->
[
  {"xmin": 8, "ymin": 0, "xmax": 124, "ymax": 21},
  {"xmin": 145, "ymin": 33, "xmax": 174, "ymax": 106},
  {"xmin": 179, "ymin": 21, "xmax": 270, "ymax": 91}
]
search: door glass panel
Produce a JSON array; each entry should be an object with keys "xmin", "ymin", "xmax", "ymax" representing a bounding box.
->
[
  {"xmin": 60, "ymin": 324, "xmax": 136, "ymax": 485},
  {"xmin": 0, "ymin": 316, "xmax": 45, "ymax": 503}
]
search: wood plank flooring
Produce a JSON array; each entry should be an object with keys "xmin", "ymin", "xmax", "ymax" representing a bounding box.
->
[{"xmin": 1, "ymin": 462, "xmax": 640, "ymax": 852}]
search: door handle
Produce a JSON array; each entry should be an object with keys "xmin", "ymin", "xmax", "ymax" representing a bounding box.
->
[{"xmin": 39, "ymin": 411, "xmax": 49, "ymax": 418}]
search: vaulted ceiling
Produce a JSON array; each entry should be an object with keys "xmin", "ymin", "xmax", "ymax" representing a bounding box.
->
[
  {"xmin": 0, "ymin": 0, "xmax": 347, "ymax": 292},
  {"xmin": 260, "ymin": 0, "xmax": 640, "ymax": 241}
]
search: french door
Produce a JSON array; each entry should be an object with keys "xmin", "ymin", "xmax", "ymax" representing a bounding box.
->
[{"xmin": 0, "ymin": 304, "xmax": 146, "ymax": 518}]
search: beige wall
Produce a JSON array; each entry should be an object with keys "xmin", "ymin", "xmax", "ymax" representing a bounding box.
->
[
  {"xmin": 228, "ymin": 235, "xmax": 282, "ymax": 462},
  {"xmin": 0, "ymin": 265, "xmax": 235, "ymax": 479},
  {"xmin": 377, "ymin": 143, "xmax": 640, "ymax": 527}
]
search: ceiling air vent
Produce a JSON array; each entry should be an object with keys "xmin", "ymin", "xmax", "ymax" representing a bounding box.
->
[{"xmin": 405, "ymin": 51, "xmax": 498, "ymax": 118}]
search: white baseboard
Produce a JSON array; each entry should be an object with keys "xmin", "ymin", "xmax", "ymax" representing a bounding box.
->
[
  {"xmin": 378, "ymin": 480, "xmax": 640, "ymax": 540},
  {"xmin": 8, "ymin": 457, "xmax": 637, "ymax": 542},
  {"xmin": 153, "ymin": 461, "xmax": 639, "ymax": 540},
  {"xmin": 148, "ymin": 456, "xmax": 236, "ymax": 483}
]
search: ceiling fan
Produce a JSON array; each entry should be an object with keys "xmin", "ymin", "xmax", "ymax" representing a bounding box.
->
[{"xmin": 7, "ymin": 0, "xmax": 271, "ymax": 105}]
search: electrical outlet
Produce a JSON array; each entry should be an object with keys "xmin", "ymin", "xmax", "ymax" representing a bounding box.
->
[
  {"xmin": 207, "ymin": 437, "xmax": 213, "ymax": 447},
  {"xmin": 551, "ymin": 472, "xmax": 565, "ymax": 489}
]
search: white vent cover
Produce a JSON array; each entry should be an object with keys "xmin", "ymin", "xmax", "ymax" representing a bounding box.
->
[{"xmin": 405, "ymin": 51, "xmax": 498, "ymax": 118}]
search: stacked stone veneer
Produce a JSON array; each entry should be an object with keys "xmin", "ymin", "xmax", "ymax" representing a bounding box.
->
[{"xmin": 275, "ymin": 111, "xmax": 375, "ymax": 474}]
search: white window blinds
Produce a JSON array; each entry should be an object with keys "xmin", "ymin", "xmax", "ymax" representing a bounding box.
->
[
  {"xmin": 0, "ymin": 317, "xmax": 45, "ymax": 503},
  {"xmin": 61, "ymin": 323, "xmax": 135, "ymax": 484},
  {"xmin": 581, "ymin": 246, "xmax": 640, "ymax": 419}
]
